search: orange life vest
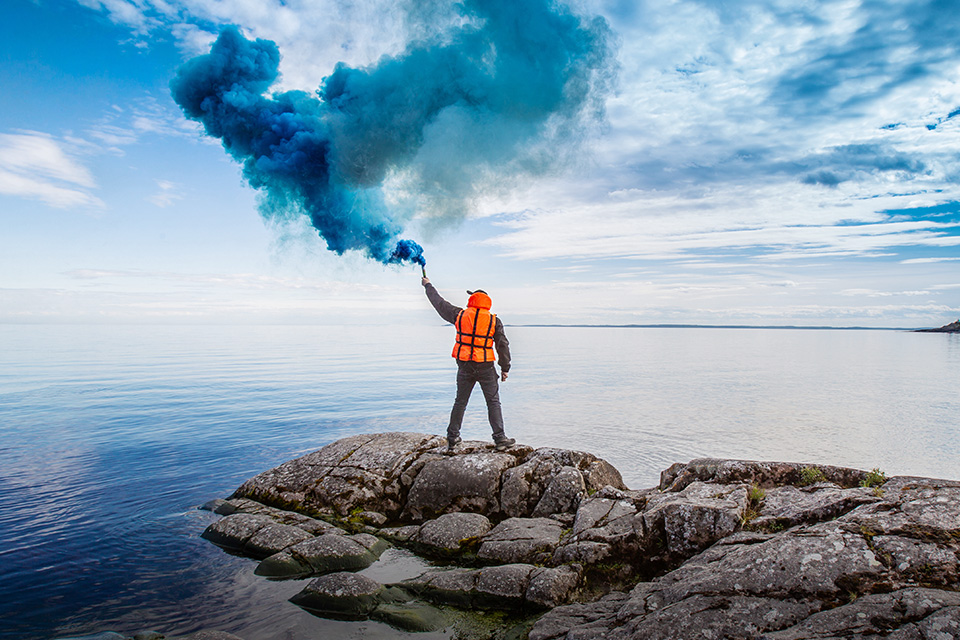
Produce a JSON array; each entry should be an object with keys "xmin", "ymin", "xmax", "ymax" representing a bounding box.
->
[{"xmin": 453, "ymin": 293, "xmax": 496, "ymax": 362}]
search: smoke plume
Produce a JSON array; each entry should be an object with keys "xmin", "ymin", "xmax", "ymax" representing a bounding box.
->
[{"xmin": 170, "ymin": 0, "xmax": 615, "ymax": 266}]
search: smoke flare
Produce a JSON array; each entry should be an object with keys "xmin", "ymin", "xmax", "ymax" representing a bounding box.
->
[{"xmin": 170, "ymin": 0, "xmax": 615, "ymax": 265}]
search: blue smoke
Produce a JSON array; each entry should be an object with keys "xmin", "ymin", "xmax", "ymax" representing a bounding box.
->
[{"xmin": 170, "ymin": 0, "xmax": 615, "ymax": 265}]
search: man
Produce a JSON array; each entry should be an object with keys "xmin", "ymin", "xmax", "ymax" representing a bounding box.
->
[{"xmin": 422, "ymin": 277, "xmax": 515, "ymax": 452}]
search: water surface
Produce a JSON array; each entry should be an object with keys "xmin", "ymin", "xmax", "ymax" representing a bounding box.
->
[{"xmin": 1, "ymin": 324, "xmax": 957, "ymax": 639}]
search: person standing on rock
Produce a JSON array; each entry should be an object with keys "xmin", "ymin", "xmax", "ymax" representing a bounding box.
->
[{"xmin": 422, "ymin": 277, "xmax": 514, "ymax": 453}]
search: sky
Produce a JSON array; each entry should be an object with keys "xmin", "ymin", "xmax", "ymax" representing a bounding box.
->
[{"xmin": 1, "ymin": 0, "xmax": 959, "ymax": 327}]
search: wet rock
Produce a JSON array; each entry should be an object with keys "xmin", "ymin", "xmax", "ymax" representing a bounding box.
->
[
  {"xmin": 199, "ymin": 498, "xmax": 228, "ymax": 513},
  {"xmin": 371, "ymin": 602, "xmax": 450, "ymax": 632},
  {"xmin": 401, "ymin": 567, "xmax": 480, "ymax": 608},
  {"xmin": 180, "ymin": 633, "xmax": 246, "ymax": 640},
  {"xmin": 412, "ymin": 512, "xmax": 492, "ymax": 557},
  {"xmin": 201, "ymin": 513, "xmax": 276, "ymax": 551},
  {"xmin": 379, "ymin": 524, "xmax": 420, "ymax": 543},
  {"xmin": 289, "ymin": 572, "xmax": 384, "ymax": 618},
  {"xmin": 53, "ymin": 634, "xmax": 127, "ymax": 640},
  {"xmin": 404, "ymin": 452, "xmax": 518, "ymax": 521},
  {"xmin": 242, "ymin": 523, "xmax": 314, "ymax": 559},
  {"xmin": 242, "ymin": 506, "xmax": 342, "ymax": 536},
  {"xmin": 255, "ymin": 532, "xmax": 388, "ymax": 578},
  {"xmin": 477, "ymin": 517, "xmax": 564, "ymax": 564},
  {"xmin": 399, "ymin": 562, "xmax": 571, "ymax": 610}
]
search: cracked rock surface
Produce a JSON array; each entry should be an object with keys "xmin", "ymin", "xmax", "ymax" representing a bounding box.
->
[{"xmin": 199, "ymin": 434, "xmax": 960, "ymax": 639}]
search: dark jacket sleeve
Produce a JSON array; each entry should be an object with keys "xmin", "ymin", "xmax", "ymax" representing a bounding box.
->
[
  {"xmin": 424, "ymin": 283, "xmax": 462, "ymax": 324},
  {"xmin": 494, "ymin": 318, "xmax": 511, "ymax": 372}
]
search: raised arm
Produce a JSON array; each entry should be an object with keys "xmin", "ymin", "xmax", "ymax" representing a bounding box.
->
[{"xmin": 422, "ymin": 278, "xmax": 461, "ymax": 324}]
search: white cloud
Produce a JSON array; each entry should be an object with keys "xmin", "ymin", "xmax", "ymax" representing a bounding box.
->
[
  {"xmin": 58, "ymin": 0, "xmax": 960, "ymax": 327},
  {"xmin": 147, "ymin": 180, "xmax": 183, "ymax": 207},
  {"xmin": 0, "ymin": 131, "xmax": 103, "ymax": 208},
  {"xmin": 901, "ymin": 257, "xmax": 960, "ymax": 264}
]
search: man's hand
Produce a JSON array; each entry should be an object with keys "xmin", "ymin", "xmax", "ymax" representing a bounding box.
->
[
  {"xmin": 421, "ymin": 276, "xmax": 431, "ymax": 286},
  {"xmin": 501, "ymin": 371, "xmax": 508, "ymax": 382}
]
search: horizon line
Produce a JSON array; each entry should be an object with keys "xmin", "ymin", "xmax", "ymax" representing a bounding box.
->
[{"xmin": 509, "ymin": 323, "xmax": 926, "ymax": 331}]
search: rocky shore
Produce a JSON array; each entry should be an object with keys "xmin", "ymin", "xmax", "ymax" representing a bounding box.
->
[
  {"xmin": 914, "ymin": 319, "xmax": 960, "ymax": 333},
  {"xmin": 189, "ymin": 432, "xmax": 960, "ymax": 639}
]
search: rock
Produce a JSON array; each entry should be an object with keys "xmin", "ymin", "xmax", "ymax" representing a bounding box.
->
[
  {"xmin": 750, "ymin": 483, "xmax": 881, "ymax": 530},
  {"xmin": 642, "ymin": 481, "xmax": 745, "ymax": 558},
  {"xmin": 379, "ymin": 524, "xmax": 420, "ymax": 542},
  {"xmin": 243, "ymin": 522, "xmax": 314, "ymax": 559},
  {"xmin": 218, "ymin": 498, "xmax": 342, "ymax": 535},
  {"xmin": 526, "ymin": 565, "xmax": 582, "ymax": 608},
  {"xmin": 234, "ymin": 432, "xmax": 446, "ymax": 518},
  {"xmin": 354, "ymin": 511, "xmax": 388, "ymax": 527},
  {"xmin": 764, "ymin": 587, "xmax": 960, "ymax": 639},
  {"xmin": 199, "ymin": 498, "xmax": 228, "ymax": 513},
  {"xmin": 371, "ymin": 602, "xmax": 449, "ymax": 632},
  {"xmin": 53, "ymin": 634, "xmax": 127, "ymax": 640},
  {"xmin": 532, "ymin": 466, "xmax": 587, "ymax": 517},
  {"xmin": 255, "ymin": 533, "xmax": 388, "ymax": 578},
  {"xmin": 180, "ymin": 633, "xmax": 246, "ymax": 640},
  {"xmin": 412, "ymin": 512, "xmax": 492, "ymax": 556},
  {"xmin": 475, "ymin": 563, "xmax": 538, "ymax": 607},
  {"xmin": 499, "ymin": 448, "xmax": 625, "ymax": 519},
  {"xmin": 654, "ymin": 520, "xmax": 888, "ymax": 603},
  {"xmin": 132, "ymin": 632, "xmax": 165, "ymax": 640},
  {"xmin": 399, "ymin": 562, "xmax": 572, "ymax": 610},
  {"xmin": 289, "ymin": 572, "xmax": 384, "ymax": 618},
  {"xmin": 527, "ymin": 592, "xmax": 631, "ymax": 640},
  {"xmin": 202, "ymin": 435, "xmax": 960, "ymax": 639},
  {"xmin": 477, "ymin": 517, "xmax": 564, "ymax": 564},
  {"xmin": 915, "ymin": 319, "xmax": 960, "ymax": 332},
  {"xmin": 660, "ymin": 458, "xmax": 869, "ymax": 492},
  {"xmin": 201, "ymin": 513, "xmax": 275, "ymax": 550},
  {"xmin": 404, "ymin": 451, "xmax": 518, "ymax": 521},
  {"xmin": 401, "ymin": 567, "xmax": 480, "ymax": 608}
]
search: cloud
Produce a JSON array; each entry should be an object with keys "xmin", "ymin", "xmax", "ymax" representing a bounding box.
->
[
  {"xmin": 71, "ymin": 0, "xmax": 960, "ymax": 280},
  {"xmin": 901, "ymin": 257, "xmax": 960, "ymax": 264},
  {"xmin": 0, "ymin": 131, "xmax": 103, "ymax": 208},
  {"xmin": 147, "ymin": 180, "xmax": 183, "ymax": 207}
]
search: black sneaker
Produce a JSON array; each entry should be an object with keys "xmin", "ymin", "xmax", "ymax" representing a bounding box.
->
[
  {"xmin": 494, "ymin": 437, "xmax": 515, "ymax": 451},
  {"xmin": 447, "ymin": 436, "xmax": 462, "ymax": 452}
]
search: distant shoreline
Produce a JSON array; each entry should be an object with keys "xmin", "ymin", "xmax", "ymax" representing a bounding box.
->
[{"xmin": 510, "ymin": 323, "xmax": 921, "ymax": 331}]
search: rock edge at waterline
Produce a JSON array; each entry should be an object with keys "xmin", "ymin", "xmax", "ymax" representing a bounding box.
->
[{"xmin": 195, "ymin": 432, "xmax": 960, "ymax": 640}]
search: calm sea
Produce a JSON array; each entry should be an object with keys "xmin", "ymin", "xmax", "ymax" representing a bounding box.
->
[{"xmin": 1, "ymin": 324, "xmax": 957, "ymax": 639}]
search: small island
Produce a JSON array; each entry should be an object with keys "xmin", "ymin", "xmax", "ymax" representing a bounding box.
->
[
  {"xmin": 187, "ymin": 432, "xmax": 960, "ymax": 640},
  {"xmin": 915, "ymin": 319, "xmax": 960, "ymax": 333}
]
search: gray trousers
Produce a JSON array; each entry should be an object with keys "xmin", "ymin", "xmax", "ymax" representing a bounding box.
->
[{"xmin": 447, "ymin": 361, "xmax": 505, "ymax": 441}]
